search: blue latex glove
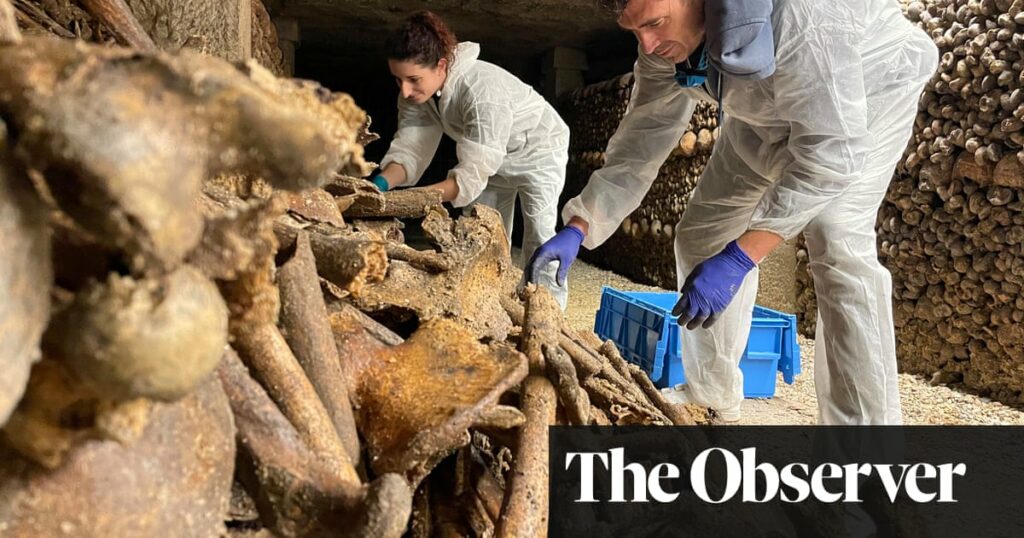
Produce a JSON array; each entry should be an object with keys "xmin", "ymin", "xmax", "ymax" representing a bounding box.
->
[
  {"xmin": 672, "ymin": 240, "xmax": 756, "ymax": 330},
  {"xmin": 526, "ymin": 226, "xmax": 585, "ymax": 286},
  {"xmin": 371, "ymin": 175, "xmax": 390, "ymax": 192}
]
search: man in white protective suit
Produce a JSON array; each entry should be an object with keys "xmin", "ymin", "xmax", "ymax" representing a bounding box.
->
[
  {"xmin": 527, "ymin": 0, "xmax": 938, "ymax": 424},
  {"xmin": 375, "ymin": 11, "xmax": 571, "ymax": 308}
]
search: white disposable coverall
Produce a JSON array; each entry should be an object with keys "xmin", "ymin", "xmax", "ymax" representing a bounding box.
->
[
  {"xmin": 562, "ymin": 0, "xmax": 938, "ymax": 424},
  {"xmin": 381, "ymin": 42, "xmax": 571, "ymax": 307}
]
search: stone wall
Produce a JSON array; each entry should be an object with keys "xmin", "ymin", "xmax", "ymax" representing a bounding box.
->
[{"xmin": 126, "ymin": 0, "xmax": 251, "ymax": 61}]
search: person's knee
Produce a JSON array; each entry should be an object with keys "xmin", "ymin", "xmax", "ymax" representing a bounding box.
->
[
  {"xmin": 675, "ymin": 216, "xmax": 743, "ymax": 265},
  {"xmin": 805, "ymin": 230, "xmax": 888, "ymax": 284},
  {"xmin": 673, "ymin": 221, "xmax": 702, "ymax": 280},
  {"xmin": 673, "ymin": 216, "xmax": 709, "ymax": 255},
  {"xmin": 522, "ymin": 218, "xmax": 555, "ymax": 247},
  {"xmin": 809, "ymin": 221, "xmax": 873, "ymax": 253}
]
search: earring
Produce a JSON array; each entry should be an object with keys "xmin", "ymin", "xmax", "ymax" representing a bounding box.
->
[{"xmin": 436, "ymin": 89, "xmax": 442, "ymax": 97}]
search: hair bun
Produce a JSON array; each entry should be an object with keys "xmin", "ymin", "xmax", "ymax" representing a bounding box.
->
[{"xmin": 387, "ymin": 10, "xmax": 457, "ymax": 67}]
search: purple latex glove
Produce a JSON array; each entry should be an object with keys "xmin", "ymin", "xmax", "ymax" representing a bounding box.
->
[
  {"xmin": 526, "ymin": 226, "xmax": 585, "ymax": 286},
  {"xmin": 672, "ymin": 240, "xmax": 756, "ymax": 330}
]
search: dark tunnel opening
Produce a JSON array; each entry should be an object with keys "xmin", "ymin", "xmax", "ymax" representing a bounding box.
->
[{"xmin": 287, "ymin": 3, "xmax": 637, "ymax": 248}]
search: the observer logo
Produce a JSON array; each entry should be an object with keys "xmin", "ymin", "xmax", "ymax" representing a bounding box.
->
[{"xmin": 566, "ymin": 447, "xmax": 967, "ymax": 504}]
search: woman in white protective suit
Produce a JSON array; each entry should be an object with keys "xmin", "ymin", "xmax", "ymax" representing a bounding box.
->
[
  {"xmin": 372, "ymin": 11, "xmax": 571, "ymax": 307},
  {"xmin": 528, "ymin": 0, "xmax": 938, "ymax": 424}
]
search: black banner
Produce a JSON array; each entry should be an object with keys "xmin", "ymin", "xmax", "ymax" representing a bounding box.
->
[{"xmin": 550, "ymin": 426, "xmax": 1024, "ymax": 537}]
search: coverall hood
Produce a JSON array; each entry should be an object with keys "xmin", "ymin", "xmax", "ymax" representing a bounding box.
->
[
  {"xmin": 442, "ymin": 42, "xmax": 481, "ymax": 92},
  {"xmin": 704, "ymin": 0, "xmax": 776, "ymax": 81}
]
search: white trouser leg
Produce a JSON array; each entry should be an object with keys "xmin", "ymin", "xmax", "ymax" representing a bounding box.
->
[
  {"xmin": 504, "ymin": 145, "xmax": 569, "ymax": 309},
  {"xmin": 518, "ymin": 190, "xmax": 565, "ymax": 307},
  {"xmin": 808, "ymin": 77, "xmax": 927, "ymax": 426},
  {"xmin": 808, "ymin": 172, "xmax": 901, "ymax": 425},
  {"xmin": 468, "ymin": 182, "xmax": 518, "ymax": 247},
  {"xmin": 674, "ymin": 122, "xmax": 774, "ymax": 415}
]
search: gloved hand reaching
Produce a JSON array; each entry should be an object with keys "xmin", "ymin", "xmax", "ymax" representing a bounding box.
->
[
  {"xmin": 672, "ymin": 240, "xmax": 756, "ymax": 330},
  {"xmin": 526, "ymin": 226, "xmax": 585, "ymax": 286},
  {"xmin": 371, "ymin": 174, "xmax": 390, "ymax": 192}
]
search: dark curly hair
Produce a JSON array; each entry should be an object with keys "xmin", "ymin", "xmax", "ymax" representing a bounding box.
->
[
  {"xmin": 596, "ymin": 0, "xmax": 630, "ymax": 14},
  {"xmin": 385, "ymin": 10, "xmax": 458, "ymax": 68}
]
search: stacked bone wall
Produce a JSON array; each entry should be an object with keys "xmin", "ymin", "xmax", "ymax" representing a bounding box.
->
[
  {"xmin": 252, "ymin": 0, "xmax": 285, "ymax": 75},
  {"xmin": 793, "ymin": 0, "xmax": 1024, "ymax": 404},
  {"xmin": 558, "ymin": 74, "xmax": 719, "ymax": 290}
]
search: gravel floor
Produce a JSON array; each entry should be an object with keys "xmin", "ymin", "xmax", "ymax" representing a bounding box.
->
[{"xmin": 562, "ymin": 256, "xmax": 1024, "ymax": 425}]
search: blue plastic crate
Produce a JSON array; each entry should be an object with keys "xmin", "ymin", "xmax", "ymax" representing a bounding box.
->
[{"xmin": 593, "ymin": 287, "xmax": 800, "ymax": 398}]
